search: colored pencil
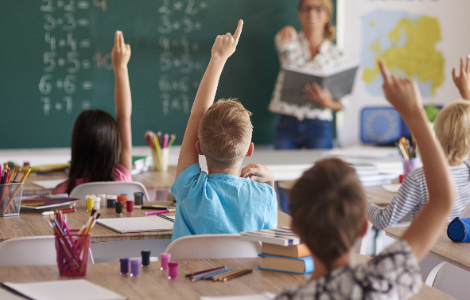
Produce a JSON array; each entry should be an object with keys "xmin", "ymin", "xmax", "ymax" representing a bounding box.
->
[
  {"xmin": 186, "ymin": 266, "xmax": 225, "ymax": 278},
  {"xmin": 222, "ymin": 268, "xmax": 253, "ymax": 281}
]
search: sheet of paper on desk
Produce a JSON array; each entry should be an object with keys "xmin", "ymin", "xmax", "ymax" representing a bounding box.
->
[
  {"xmin": 0, "ymin": 287, "xmax": 25, "ymax": 300},
  {"xmin": 2, "ymin": 280, "xmax": 126, "ymax": 300},
  {"xmin": 201, "ymin": 292, "xmax": 276, "ymax": 300},
  {"xmin": 97, "ymin": 216, "xmax": 174, "ymax": 233},
  {"xmin": 32, "ymin": 179, "xmax": 67, "ymax": 189}
]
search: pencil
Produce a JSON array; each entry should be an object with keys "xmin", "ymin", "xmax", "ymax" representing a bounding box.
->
[
  {"xmin": 222, "ymin": 268, "xmax": 252, "ymax": 281},
  {"xmin": 167, "ymin": 134, "xmax": 176, "ymax": 148},
  {"xmin": 186, "ymin": 266, "xmax": 225, "ymax": 278},
  {"xmin": 212, "ymin": 267, "xmax": 242, "ymax": 281}
]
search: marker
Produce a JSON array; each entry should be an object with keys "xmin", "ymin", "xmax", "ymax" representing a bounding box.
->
[
  {"xmin": 42, "ymin": 208, "xmax": 76, "ymax": 215},
  {"xmin": 146, "ymin": 209, "xmax": 175, "ymax": 215}
]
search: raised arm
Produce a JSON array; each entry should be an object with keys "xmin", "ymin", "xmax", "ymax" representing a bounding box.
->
[
  {"xmin": 175, "ymin": 20, "xmax": 243, "ymax": 178},
  {"xmin": 379, "ymin": 60, "xmax": 456, "ymax": 262},
  {"xmin": 452, "ymin": 55, "xmax": 470, "ymax": 100},
  {"xmin": 112, "ymin": 31, "xmax": 132, "ymax": 172}
]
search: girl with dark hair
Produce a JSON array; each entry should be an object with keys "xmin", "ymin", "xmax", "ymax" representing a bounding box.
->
[{"xmin": 53, "ymin": 31, "xmax": 133, "ymax": 194}]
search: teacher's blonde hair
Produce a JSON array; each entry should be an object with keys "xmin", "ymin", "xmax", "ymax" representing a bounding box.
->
[{"xmin": 298, "ymin": 0, "xmax": 336, "ymax": 41}]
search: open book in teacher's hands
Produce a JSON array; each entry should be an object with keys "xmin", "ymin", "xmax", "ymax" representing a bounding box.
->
[{"xmin": 281, "ymin": 61, "xmax": 359, "ymax": 108}]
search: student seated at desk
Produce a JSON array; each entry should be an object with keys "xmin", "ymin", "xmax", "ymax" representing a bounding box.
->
[
  {"xmin": 170, "ymin": 20, "xmax": 277, "ymax": 241},
  {"xmin": 368, "ymin": 55, "xmax": 470, "ymax": 230},
  {"xmin": 53, "ymin": 31, "xmax": 133, "ymax": 194},
  {"xmin": 275, "ymin": 61, "xmax": 456, "ymax": 300}
]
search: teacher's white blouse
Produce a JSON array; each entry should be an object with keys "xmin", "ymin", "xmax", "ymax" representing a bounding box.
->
[{"xmin": 269, "ymin": 32, "xmax": 347, "ymax": 120}]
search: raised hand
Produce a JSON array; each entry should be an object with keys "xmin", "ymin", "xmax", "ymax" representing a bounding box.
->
[
  {"xmin": 211, "ymin": 20, "xmax": 243, "ymax": 61},
  {"xmin": 240, "ymin": 163, "xmax": 274, "ymax": 188},
  {"xmin": 112, "ymin": 31, "xmax": 131, "ymax": 69},
  {"xmin": 452, "ymin": 55, "xmax": 470, "ymax": 100},
  {"xmin": 278, "ymin": 26, "xmax": 297, "ymax": 46},
  {"xmin": 379, "ymin": 60, "xmax": 422, "ymax": 120}
]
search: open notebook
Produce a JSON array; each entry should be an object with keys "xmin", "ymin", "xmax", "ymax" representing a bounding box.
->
[
  {"xmin": 2, "ymin": 280, "xmax": 126, "ymax": 300},
  {"xmin": 97, "ymin": 215, "xmax": 174, "ymax": 233}
]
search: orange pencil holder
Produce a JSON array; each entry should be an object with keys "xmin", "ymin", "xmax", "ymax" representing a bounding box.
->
[
  {"xmin": 55, "ymin": 230, "xmax": 91, "ymax": 276},
  {"xmin": 0, "ymin": 183, "xmax": 24, "ymax": 217}
]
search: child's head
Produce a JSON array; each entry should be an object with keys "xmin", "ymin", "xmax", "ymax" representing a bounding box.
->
[
  {"xmin": 434, "ymin": 100, "xmax": 470, "ymax": 163},
  {"xmin": 198, "ymin": 99, "xmax": 253, "ymax": 169},
  {"xmin": 289, "ymin": 158, "xmax": 367, "ymax": 271},
  {"xmin": 67, "ymin": 109, "xmax": 121, "ymax": 194}
]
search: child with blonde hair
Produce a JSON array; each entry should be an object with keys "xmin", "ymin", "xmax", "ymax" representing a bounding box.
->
[
  {"xmin": 170, "ymin": 20, "xmax": 277, "ymax": 241},
  {"xmin": 275, "ymin": 61, "xmax": 456, "ymax": 299},
  {"xmin": 368, "ymin": 55, "xmax": 470, "ymax": 229}
]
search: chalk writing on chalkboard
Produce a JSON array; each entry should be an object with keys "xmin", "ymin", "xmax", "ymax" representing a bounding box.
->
[{"xmin": 38, "ymin": 0, "xmax": 208, "ymax": 116}]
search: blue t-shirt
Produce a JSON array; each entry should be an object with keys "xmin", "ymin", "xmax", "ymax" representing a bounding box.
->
[{"xmin": 170, "ymin": 163, "xmax": 278, "ymax": 241}]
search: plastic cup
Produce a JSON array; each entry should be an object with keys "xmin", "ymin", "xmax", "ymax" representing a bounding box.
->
[
  {"xmin": 160, "ymin": 253, "xmax": 170, "ymax": 270},
  {"xmin": 55, "ymin": 230, "xmax": 90, "ymax": 276}
]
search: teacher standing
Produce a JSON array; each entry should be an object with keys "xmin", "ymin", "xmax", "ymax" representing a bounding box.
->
[{"xmin": 269, "ymin": 0, "xmax": 346, "ymax": 149}]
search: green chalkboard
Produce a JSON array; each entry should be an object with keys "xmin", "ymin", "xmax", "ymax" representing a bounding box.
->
[{"xmin": 0, "ymin": 0, "xmax": 335, "ymax": 149}]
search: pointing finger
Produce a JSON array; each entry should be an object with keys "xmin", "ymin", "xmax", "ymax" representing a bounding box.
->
[
  {"xmin": 452, "ymin": 67, "xmax": 457, "ymax": 82},
  {"xmin": 233, "ymin": 19, "xmax": 243, "ymax": 44},
  {"xmin": 378, "ymin": 60, "xmax": 391, "ymax": 84},
  {"xmin": 114, "ymin": 31, "xmax": 120, "ymax": 47},
  {"xmin": 460, "ymin": 57, "xmax": 465, "ymax": 74}
]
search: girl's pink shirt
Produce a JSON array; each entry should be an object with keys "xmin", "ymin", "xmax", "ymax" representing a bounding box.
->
[{"xmin": 52, "ymin": 164, "xmax": 132, "ymax": 194}]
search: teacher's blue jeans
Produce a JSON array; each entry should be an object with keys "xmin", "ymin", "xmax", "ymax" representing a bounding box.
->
[
  {"xmin": 274, "ymin": 114, "xmax": 334, "ymax": 150},
  {"xmin": 274, "ymin": 114, "xmax": 334, "ymax": 214}
]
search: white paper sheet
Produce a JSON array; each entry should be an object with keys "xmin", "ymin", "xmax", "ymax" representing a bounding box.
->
[
  {"xmin": 382, "ymin": 184, "xmax": 401, "ymax": 193},
  {"xmin": 3, "ymin": 280, "xmax": 126, "ymax": 300},
  {"xmin": 97, "ymin": 216, "xmax": 174, "ymax": 233}
]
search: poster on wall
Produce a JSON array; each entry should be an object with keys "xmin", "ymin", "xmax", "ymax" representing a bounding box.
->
[{"xmin": 336, "ymin": 0, "xmax": 470, "ymax": 146}]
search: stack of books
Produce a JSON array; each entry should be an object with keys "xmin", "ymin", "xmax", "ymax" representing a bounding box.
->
[{"xmin": 240, "ymin": 227, "xmax": 314, "ymax": 274}]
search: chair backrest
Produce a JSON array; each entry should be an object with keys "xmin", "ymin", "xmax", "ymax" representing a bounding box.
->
[
  {"xmin": 425, "ymin": 262, "xmax": 470, "ymax": 299},
  {"xmin": 164, "ymin": 234, "xmax": 261, "ymax": 260},
  {"xmin": 460, "ymin": 205, "xmax": 470, "ymax": 218},
  {"xmin": 70, "ymin": 181, "xmax": 150, "ymax": 203},
  {"xmin": 0, "ymin": 236, "xmax": 56, "ymax": 266}
]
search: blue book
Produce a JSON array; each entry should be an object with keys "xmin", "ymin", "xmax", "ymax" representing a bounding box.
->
[{"xmin": 258, "ymin": 253, "xmax": 314, "ymax": 274}]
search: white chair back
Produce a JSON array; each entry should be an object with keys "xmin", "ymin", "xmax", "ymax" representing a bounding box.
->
[
  {"xmin": 0, "ymin": 236, "xmax": 56, "ymax": 266},
  {"xmin": 70, "ymin": 181, "xmax": 149, "ymax": 203},
  {"xmin": 0, "ymin": 236, "xmax": 94, "ymax": 266},
  {"xmin": 425, "ymin": 262, "xmax": 470, "ymax": 300},
  {"xmin": 164, "ymin": 234, "xmax": 261, "ymax": 260}
]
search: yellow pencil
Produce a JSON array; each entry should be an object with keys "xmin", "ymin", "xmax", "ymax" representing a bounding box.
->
[{"xmin": 20, "ymin": 167, "xmax": 32, "ymax": 183}]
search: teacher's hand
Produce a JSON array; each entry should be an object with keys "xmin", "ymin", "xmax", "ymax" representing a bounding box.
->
[
  {"xmin": 278, "ymin": 26, "xmax": 297, "ymax": 46},
  {"xmin": 303, "ymin": 83, "xmax": 343, "ymax": 111}
]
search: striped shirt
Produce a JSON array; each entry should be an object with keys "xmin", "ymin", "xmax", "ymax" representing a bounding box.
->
[
  {"xmin": 368, "ymin": 162, "xmax": 470, "ymax": 230},
  {"xmin": 268, "ymin": 32, "xmax": 346, "ymax": 121}
]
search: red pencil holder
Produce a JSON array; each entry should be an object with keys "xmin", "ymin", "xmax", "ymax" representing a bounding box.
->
[{"xmin": 55, "ymin": 230, "xmax": 91, "ymax": 276}]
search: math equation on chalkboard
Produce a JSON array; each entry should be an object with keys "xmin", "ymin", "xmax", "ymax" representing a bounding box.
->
[{"xmin": 38, "ymin": 0, "xmax": 210, "ymax": 116}]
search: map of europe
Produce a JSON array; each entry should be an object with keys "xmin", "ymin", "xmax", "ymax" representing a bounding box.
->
[{"xmin": 361, "ymin": 10, "xmax": 445, "ymax": 96}]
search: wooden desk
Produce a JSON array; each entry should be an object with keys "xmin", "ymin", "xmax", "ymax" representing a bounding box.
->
[
  {"xmin": 385, "ymin": 226, "xmax": 470, "ymax": 272},
  {"xmin": 0, "ymin": 203, "xmax": 291, "ymax": 244},
  {"xmin": 0, "ymin": 256, "xmax": 454, "ymax": 300},
  {"xmin": 278, "ymin": 180, "xmax": 396, "ymax": 207}
]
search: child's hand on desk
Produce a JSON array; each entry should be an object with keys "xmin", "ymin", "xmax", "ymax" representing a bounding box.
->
[
  {"xmin": 452, "ymin": 55, "xmax": 470, "ymax": 100},
  {"xmin": 112, "ymin": 31, "xmax": 131, "ymax": 69},
  {"xmin": 240, "ymin": 163, "xmax": 274, "ymax": 188},
  {"xmin": 211, "ymin": 20, "xmax": 243, "ymax": 61}
]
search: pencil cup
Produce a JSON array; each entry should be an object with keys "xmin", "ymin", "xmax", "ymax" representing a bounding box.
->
[
  {"xmin": 0, "ymin": 183, "xmax": 24, "ymax": 217},
  {"xmin": 55, "ymin": 230, "xmax": 90, "ymax": 276},
  {"xmin": 160, "ymin": 148, "xmax": 169, "ymax": 172},
  {"xmin": 402, "ymin": 158, "xmax": 421, "ymax": 175}
]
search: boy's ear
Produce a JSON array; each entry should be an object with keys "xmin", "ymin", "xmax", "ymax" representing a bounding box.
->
[
  {"xmin": 245, "ymin": 142, "xmax": 254, "ymax": 157},
  {"xmin": 195, "ymin": 140, "xmax": 204, "ymax": 156}
]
